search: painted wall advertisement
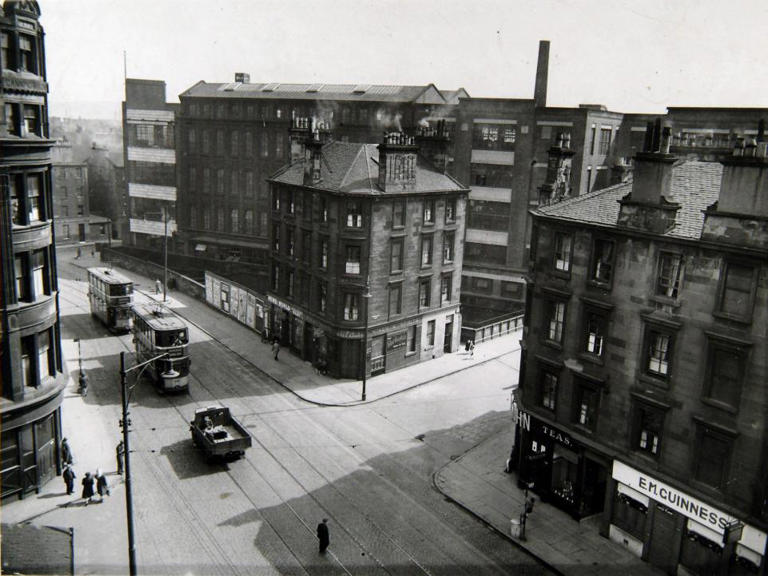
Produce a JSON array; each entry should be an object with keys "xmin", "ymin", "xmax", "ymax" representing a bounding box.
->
[{"xmin": 204, "ymin": 272, "xmax": 264, "ymax": 333}]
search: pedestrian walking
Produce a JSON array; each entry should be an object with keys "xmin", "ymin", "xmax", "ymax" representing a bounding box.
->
[
  {"xmin": 62, "ymin": 465, "xmax": 76, "ymax": 495},
  {"xmin": 272, "ymin": 339, "xmax": 280, "ymax": 361},
  {"xmin": 469, "ymin": 340, "xmax": 475, "ymax": 358},
  {"xmin": 155, "ymin": 279, "xmax": 162, "ymax": 294},
  {"xmin": 96, "ymin": 469, "xmax": 110, "ymax": 500},
  {"xmin": 116, "ymin": 440, "xmax": 125, "ymax": 475},
  {"xmin": 61, "ymin": 437, "xmax": 73, "ymax": 466},
  {"xmin": 317, "ymin": 518, "xmax": 329, "ymax": 553},
  {"xmin": 77, "ymin": 370, "xmax": 88, "ymax": 396},
  {"xmin": 81, "ymin": 471, "xmax": 95, "ymax": 505},
  {"xmin": 465, "ymin": 339, "xmax": 471, "ymax": 352}
]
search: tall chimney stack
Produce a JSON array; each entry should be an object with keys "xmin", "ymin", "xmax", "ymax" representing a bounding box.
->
[{"xmin": 534, "ymin": 40, "xmax": 550, "ymax": 108}]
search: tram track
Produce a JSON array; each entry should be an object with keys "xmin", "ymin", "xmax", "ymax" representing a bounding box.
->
[{"xmin": 60, "ymin": 275, "xmax": 527, "ymax": 575}]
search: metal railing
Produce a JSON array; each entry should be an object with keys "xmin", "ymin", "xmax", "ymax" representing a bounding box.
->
[{"xmin": 461, "ymin": 312, "xmax": 524, "ymax": 345}]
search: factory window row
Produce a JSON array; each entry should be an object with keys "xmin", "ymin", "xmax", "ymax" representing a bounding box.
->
[
  {"xmin": 188, "ymin": 205, "xmax": 267, "ymax": 237},
  {"xmin": 184, "ymin": 100, "xmax": 378, "ymax": 126},
  {"xmin": 186, "ymin": 127, "xmax": 286, "ymax": 160}
]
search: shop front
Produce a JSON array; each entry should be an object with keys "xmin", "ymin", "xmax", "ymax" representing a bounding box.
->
[
  {"xmin": 516, "ymin": 411, "xmax": 609, "ymax": 519},
  {"xmin": 609, "ymin": 460, "xmax": 766, "ymax": 575}
]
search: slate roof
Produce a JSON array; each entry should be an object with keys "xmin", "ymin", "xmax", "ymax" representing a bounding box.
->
[
  {"xmin": 181, "ymin": 81, "xmax": 464, "ymax": 104},
  {"xmin": 536, "ymin": 161, "xmax": 723, "ymax": 240},
  {"xmin": 270, "ymin": 141, "xmax": 467, "ymax": 195}
]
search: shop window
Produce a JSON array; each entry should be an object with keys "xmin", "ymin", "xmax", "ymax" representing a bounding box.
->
[
  {"xmin": 345, "ymin": 245, "xmax": 361, "ymax": 275},
  {"xmin": 693, "ymin": 423, "xmax": 734, "ymax": 490},
  {"xmin": 551, "ymin": 447, "xmax": 578, "ymax": 506},
  {"xmin": 441, "ymin": 274, "xmax": 452, "ymax": 304},
  {"xmin": 554, "ymin": 232, "xmax": 573, "ymax": 273},
  {"xmin": 346, "ymin": 201, "xmax": 362, "ymax": 228},
  {"xmin": 421, "ymin": 235, "xmax": 433, "ymax": 267},
  {"xmin": 443, "ymin": 231, "xmax": 455, "ymax": 264},
  {"xmin": 573, "ymin": 379, "xmax": 600, "ymax": 431},
  {"xmin": 426, "ymin": 320, "xmax": 436, "ymax": 347},
  {"xmin": 656, "ymin": 252, "xmax": 684, "ymax": 299},
  {"xmin": 680, "ymin": 524, "xmax": 726, "ymax": 575},
  {"xmin": 445, "ymin": 199, "xmax": 456, "ymax": 223},
  {"xmin": 539, "ymin": 368, "xmax": 558, "ymax": 411},
  {"xmin": 419, "ymin": 279, "xmax": 431, "ymax": 308},
  {"xmin": 423, "ymin": 199, "xmax": 435, "ymax": 224},
  {"xmin": 545, "ymin": 300, "xmax": 566, "ymax": 345},
  {"xmin": 390, "ymin": 238, "xmax": 403, "ymax": 273},
  {"xmin": 703, "ymin": 338, "xmax": 747, "ymax": 412},
  {"xmin": 407, "ymin": 325, "xmax": 417, "ymax": 354},
  {"xmin": 644, "ymin": 328, "xmax": 673, "ymax": 382},
  {"xmin": 389, "ymin": 284, "xmax": 402, "ymax": 317},
  {"xmin": 632, "ymin": 402, "xmax": 665, "ymax": 457},
  {"xmin": 1, "ymin": 429, "xmax": 21, "ymax": 497},
  {"xmin": 716, "ymin": 261, "xmax": 757, "ymax": 322},
  {"xmin": 343, "ymin": 293, "xmax": 360, "ymax": 321},
  {"xmin": 590, "ymin": 238, "xmax": 615, "ymax": 286},
  {"xmin": 612, "ymin": 490, "xmax": 648, "ymax": 539}
]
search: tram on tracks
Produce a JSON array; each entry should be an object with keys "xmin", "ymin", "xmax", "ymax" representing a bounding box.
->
[
  {"xmin": 87, "ymin": 267, "xmax": 134, "ymax": 332},
  {"xmin": 132, "ymin": 303, "xmax": 191, "ymax": 393}
]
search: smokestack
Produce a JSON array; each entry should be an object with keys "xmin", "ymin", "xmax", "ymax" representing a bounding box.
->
[{"xmin": 534, "ymin": 40, "xmax": 550, "ymax": 108}]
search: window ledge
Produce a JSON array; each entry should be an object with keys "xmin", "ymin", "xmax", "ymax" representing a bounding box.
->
[
  {"xmin": 711, "ymin": 311, "xmax": 753, "ymax": 326},
  {"xmin": 638, "ymin": 373, "xmax": 670, "ymax": 390},
  {"xmin": 550, "ymin": 269, "xmax": 572, "ymax": 280},
  {"xmin": 578, "ymin": 352, "xmax": 605, "ymax": 367},
  {"xmin": 541, "ymin": 339, "xmax": 563, "ymax": 351},
  {"xmin": 700, "ymin": 397, "xmax": 739, "ymax": 415},
  {"xmin": 587, "ymin": 279, "xmax": 613, "ymax": 291},
  {"xmin": 649, "ymin": 294, "xmax": 682, "ymax": 309}
]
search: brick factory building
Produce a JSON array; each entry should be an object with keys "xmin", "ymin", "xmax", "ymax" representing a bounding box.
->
[
  {"xmin": 266, "ymin": 128, "xmax": 468, "ymax": 379},
  {"xmin": 516, "ymin": 119, "xmax": 768, "ymax": 574}
]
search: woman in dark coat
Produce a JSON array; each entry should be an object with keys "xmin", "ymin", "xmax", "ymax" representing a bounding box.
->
[
  {"xmin": 96, "ymin": 468, "xmax": 110, "ymax": 500},
  {"xmin": 81, "ymin": 471, "xmax": 95, "ymax": 504},
  {"xmin": 61, "ymin": 438, "xmax": 73, "ymax": 466}
]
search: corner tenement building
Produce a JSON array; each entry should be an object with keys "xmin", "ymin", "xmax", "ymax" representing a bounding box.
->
[
  {"xmin": 1, "ymin": 0, "xmax": 66, "ymax": 498},
  {"xmin": 267, "ymin": 128, "xmax": 468, "ymax": 379},
  {"xmin": 517, "ymin": 120, "xmax": 768, "ymax": 574}
]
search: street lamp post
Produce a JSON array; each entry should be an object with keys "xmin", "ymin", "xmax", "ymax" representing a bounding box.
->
[
  {"xmin": 119, "ymin": 350, "xmax": 168, "ymax": 576},
  {"xmin": 361, "ymin": 277, "xmax": 371, "ymax": 401},
  {"xmin": 162, "ymin": 205, "xmax": 169, "ymax": 303}
]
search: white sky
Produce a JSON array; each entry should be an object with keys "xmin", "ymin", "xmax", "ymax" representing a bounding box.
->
[{"xmin": 41, "ymin": 0, "xmax": 768, "ymax": 120}]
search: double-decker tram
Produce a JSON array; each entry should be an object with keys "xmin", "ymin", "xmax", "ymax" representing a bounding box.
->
[
  {"xmin": 132, "ymin": 303, "xmax": 191, "ymax": 393},
  {"xmin": 87, "ymin": 267, "xmax": 134, "ymax": 332}
]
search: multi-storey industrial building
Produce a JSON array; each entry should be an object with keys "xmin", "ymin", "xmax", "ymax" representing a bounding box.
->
[
  {"xmin": 1, "ymin": 0, "xmax": 66, "ymax": 498},
  {"xmin": 173, "ymin": 77, "xmax": 465, "ymax": 291},
  {"xmin": 266, "ymin": 128, "xmax": 468, "ymax": 379},
  {"xmin": 123, "ymin": 78, "xmax": 178, "ymax": 248},
  {"xmin": 517, "ymin": 120, "xmax": 768, "ymax": 574}
]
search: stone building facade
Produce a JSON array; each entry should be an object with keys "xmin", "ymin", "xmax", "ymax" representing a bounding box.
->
[
  {"xmin": 267, "ymin": 129, "xmax": 468, "ymax": 379},
  {"xmin": 517, "ymin": 120, "xmax": 768, "ymax": 574},
  {"xmin": 1, "ymin": 0, "xmax": 66, "ymax": 499}
]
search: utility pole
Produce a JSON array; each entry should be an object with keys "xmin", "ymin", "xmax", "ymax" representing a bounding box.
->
[
  {"xmin": 163, "ymin": 205, "xmax": 168, "ymax": 303},
  {"xmin": 119, "ymin": 350, "xmax": 169, "ymax": 576},
  {"xmin": 361, "ymin": 276, "xmax": 371, "ymax": 401}
]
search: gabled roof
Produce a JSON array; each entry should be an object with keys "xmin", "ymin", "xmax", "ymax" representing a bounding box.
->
[
  {"xmin": 270, "ymin": 141, "xmax": 467, "ymax": 195},
  {"xmin": 536, "ymin": 161, "xmax": 723, "ymax": 240},
  {"xmin": 179, "ymin": 81, "xmax": 465, "ymax": 104}
]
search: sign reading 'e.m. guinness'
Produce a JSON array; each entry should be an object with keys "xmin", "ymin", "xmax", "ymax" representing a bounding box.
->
[{"xmin": 518, "ymin": 412, "xmax": 573, "ymax": 448}]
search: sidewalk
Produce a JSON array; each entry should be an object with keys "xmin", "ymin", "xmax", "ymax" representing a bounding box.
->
[
  {"xmin": 75, "ymin": 255, "xmax": 522, "ymax": 406},
  {"xmin": 434, "ymin": 430, "xmax": 663, "ymax": 576}
]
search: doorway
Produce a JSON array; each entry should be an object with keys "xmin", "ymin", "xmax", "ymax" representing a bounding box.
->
[
  {"xmin": 647, "ymin": 504, "xmax": 679, "ymax": 573},
  {"xmin": 371, "ymin": 335, "xmax": 386, "ymax": 375}
]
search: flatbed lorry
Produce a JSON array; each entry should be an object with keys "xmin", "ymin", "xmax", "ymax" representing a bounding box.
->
[{"xmin": 190, "ymin": 406, "xmax": 252, "ymax": 462}]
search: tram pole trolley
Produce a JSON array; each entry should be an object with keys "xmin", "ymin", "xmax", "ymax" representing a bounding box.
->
[{"xmin": 190, "ymin": 406, "xmax": 252, "ymax": 463}]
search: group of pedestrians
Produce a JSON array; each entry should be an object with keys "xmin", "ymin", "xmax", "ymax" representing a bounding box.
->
[{"xmin": 60, "ymin": 437, "xmax": 124, "ymax": 506}]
